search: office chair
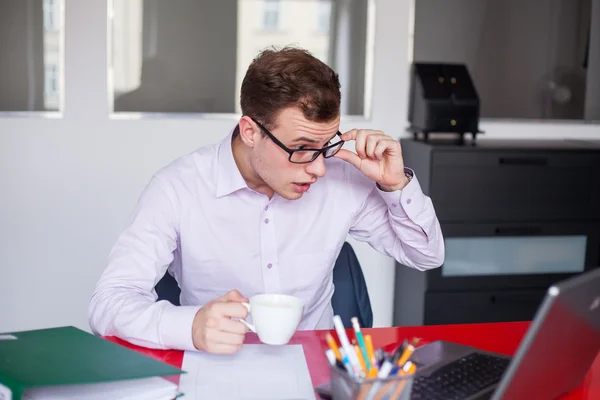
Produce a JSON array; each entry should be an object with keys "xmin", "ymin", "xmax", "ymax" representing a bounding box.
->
[{"xmin": 155, "ymin": 242, "xmax": 373, "ymax": 328}]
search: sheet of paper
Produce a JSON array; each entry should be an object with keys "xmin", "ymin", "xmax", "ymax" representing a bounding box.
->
[
  {"xmin": 22, "ymin": 376, "xmax": 178, "ymax": 400},
  {"xmin": 179, "ymin": 344, "xmax": 316, "ymax": 400}
]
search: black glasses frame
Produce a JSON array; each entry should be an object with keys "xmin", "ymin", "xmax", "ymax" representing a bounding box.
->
[{"xmin": 249, "ymin": 117, "xmax": 344, "ymax": 164}]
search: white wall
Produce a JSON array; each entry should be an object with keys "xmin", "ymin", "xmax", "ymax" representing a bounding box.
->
[{"xmin": 1, "ymin": 0, "xmax": 599, "ymax": 334}]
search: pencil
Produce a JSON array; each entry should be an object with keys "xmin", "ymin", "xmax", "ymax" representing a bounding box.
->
[
  {"xmin": 333, "ymin": 315, "xmax": 363, "ymax": 378},
  {"xmin": 354, "ymin": 344, "xmax": 367, "ymax": 373},
  {"xmin": 396, "ymin": 344, "xmax": 415, "ymax": 368},
  {"xmin": 365, "ymin": 334, "xmax": 376, "ymax": 366},
  {"xmin": 351, "ymin": 317, "xmax": 373, "ymax": 372},
  {"xmin": 325, "ymin": 332, "xmax": 342, "ymax": 361}
]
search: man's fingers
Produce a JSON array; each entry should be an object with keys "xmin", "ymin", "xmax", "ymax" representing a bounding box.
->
[
  {"xmin": 206, "ymin": 326, "xmax": 246, "ymax": 346},
  {"xmin": 333, "ymin": 149, "xmax": 362, "ymax": 170},
  {"xmin": 214, "ymin": 330, "xmax": 246, "ymax": 346},
  {"xmin": 213, "ymin": 302, "xmax": 249, "ymax": 319},
  {"xmin": 217, "ymin": 318, "xmax": 249, "ymax": 335},
  {"xmin": 374, "ymin": 139, "xmax": 397, "ymax": 160},
  {"xmin": 355, "ymin": 130, "xmax": 368, "ymax": 158},
  {"xmin": 223, "ymin": 289, "xmax": 248, "ymax": 303},
  {"xmin": 340, "ymin": 129, "xmax": 358, "ymax": 142},
  {"xmin": 341, "ymin": 130, "xmax": 389, "ymax": 159},
  {"xmin": 206, "ymin": 342, "xmax": 242, "ymax": 354},
  {"xmin": 366, "ymin": 134, "xmax": 386, "ymax": 158},
  {"xmin": 340, "ymin": 129, "xmax": 386, "ymax": 141}
]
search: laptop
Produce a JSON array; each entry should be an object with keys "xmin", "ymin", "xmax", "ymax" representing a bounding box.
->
[{"xmin": 316, "ymin": 267, "xmax": 600, "ymax": 400}]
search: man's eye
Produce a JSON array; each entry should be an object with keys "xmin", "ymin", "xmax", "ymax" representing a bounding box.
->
[{"xmin": 294, "ymin": 145, "xmax": 307, "ymax": 150}]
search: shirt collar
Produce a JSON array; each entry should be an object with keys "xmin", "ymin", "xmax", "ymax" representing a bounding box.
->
[{"xmin": 216, "ymin": 125, "xmax": 249, "ymax": 198}]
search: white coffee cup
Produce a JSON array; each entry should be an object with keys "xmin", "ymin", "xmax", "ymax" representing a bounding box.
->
[{"xmin": 239, "ymin": 293, "xmax": 304, "ymax": 345}]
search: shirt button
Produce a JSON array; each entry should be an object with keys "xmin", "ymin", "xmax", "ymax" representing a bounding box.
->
[
  {"xmin": 264, "ymin": 205, "xmax": 269, "ymax": 211},
  {"xmin": 391, "ymin": 203, "xmax": 397, "ymax": 207},
  {"xmin": 267, "ymin": 263, "xmax": 273, "ymax": 269},
  {"xmin": 406, "ymin": 199, "xmax": 412, "ymax": 204},
  {"xmin": 264, "ymin": 218, "xmax": 269, "ymax": 224}
]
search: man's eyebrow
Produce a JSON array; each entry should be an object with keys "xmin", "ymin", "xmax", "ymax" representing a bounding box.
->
[
  {"xmin": 290, "ymin": 136, "xmax": 320, "ymax": 144},
  {"xmin": 291, "ymin": 133, "xmax": 340, "ymax": 145}
]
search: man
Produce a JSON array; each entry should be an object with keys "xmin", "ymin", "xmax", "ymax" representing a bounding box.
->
[{"xmin": 88, "ymin": 47, "xmax": 444, "ymax": 354}]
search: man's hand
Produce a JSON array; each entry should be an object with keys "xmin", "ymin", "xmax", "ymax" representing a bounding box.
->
[
  {"xmin": 334, "ymin": 129, "xmax": 409, "ymax": 191},
  {"xmin": 192, "ymin": 289, "xmax": 249, "ymax": 354}
]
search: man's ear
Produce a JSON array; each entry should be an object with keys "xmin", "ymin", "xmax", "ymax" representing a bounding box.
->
[{"xmin": 238, "ymin": 116, "xmax": 259, "ymax": 148}]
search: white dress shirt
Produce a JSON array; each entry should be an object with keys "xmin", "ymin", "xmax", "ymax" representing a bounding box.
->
[{"xmin": 88, "ymin": 132, "xmax": 444, "ymax": 351}]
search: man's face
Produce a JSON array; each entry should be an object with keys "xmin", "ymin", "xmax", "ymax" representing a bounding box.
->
[{"xmin": 251, "ymin": 107, "xmax": 341, "ymax": 200}]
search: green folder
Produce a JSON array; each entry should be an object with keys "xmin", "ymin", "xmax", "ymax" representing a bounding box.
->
[{"xmin": 0, "ymin": 326, "xmax": 184, "ymax": 400}]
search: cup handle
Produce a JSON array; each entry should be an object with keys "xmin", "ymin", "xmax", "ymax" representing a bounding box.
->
[{"xmin": 240, "ymin": 302, "xmax": 255, "ymax": 332}]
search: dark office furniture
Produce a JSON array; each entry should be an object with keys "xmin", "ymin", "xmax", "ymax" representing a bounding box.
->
[
  {"xmin": 331, "ymin": 242, "xmax": 373, "ymax": 329},
  {"xmin": 156, "ymin": 241, "xmax": 373, "ymax": 329},
  {"xmin": 394, "ymin": 138, "xmax": 600, "ymax": 326},
  {"xmin": 407, "ymin": 62, "xmax": 481, "ymax": 141}
]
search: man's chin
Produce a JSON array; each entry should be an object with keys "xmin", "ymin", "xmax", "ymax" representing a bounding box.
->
[
  {"xmin": 277, "ymin": 190, "xmax": 303, "ymax": 201},
  {"xmin": 275, "ymin": 185, "xmax": 306, "ymax": 200}
]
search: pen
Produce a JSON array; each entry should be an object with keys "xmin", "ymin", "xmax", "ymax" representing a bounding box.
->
[
  {"xmin": 327, "ymin": 348, "xmax": 352, "ymax": 374},
  {"xmin": 338, "ymin": 348, "xmax": 356, "ymax": 376},
  {"xmin": 325, "ymin": 332, "xmax": 342, "ymax": 361},
  {"xmin": 399, "ymin": 361, "xmax": 416, "ymax": 375},
  {"xmin": 333, "ymin": 315, "xmax": 364, "ymax": 378},
  {"xmin": 351, "ymin": 317, "xmax": 373, "ymax": 372},
  {"xmin": 377, "ymin": 340, "xmax": 407, "ymax": 379},
  {"xmin": 325, "ymin": 349, "xmax": 336, "ymax": 366},
  {"xmin": 374, "ymin": 348, "xmax": 385, "ymax": 366}
]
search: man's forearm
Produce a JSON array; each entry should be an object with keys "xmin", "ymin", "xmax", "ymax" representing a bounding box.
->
[{"xmin": 88, "ymin": 286, "xmax": 200, "ymax": 351}]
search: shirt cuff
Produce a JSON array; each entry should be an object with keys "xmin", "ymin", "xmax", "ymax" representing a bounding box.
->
[
  {"xmin": 159, "ymin": 304, "xmax": 202, "ymax": 351},
  {"xmin": 377, "ymin": 168, "xmax": 426, "ymax": 220}
]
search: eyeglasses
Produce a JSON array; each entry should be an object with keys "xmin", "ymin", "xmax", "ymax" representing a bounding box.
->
[{"xmin": 250, "ymin": 117, "xmax": 344, "ymax": 164}]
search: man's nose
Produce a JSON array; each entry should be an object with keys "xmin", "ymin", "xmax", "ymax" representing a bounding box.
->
[{"xmin": 305, "ymin": 154, "xmax": 327, "ymax": 178}]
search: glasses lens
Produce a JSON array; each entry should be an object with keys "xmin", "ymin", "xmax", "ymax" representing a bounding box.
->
[
  {"xmin": 290, "ymin": 150, "xmax": 320, "ymax": 164},
  {"xmin": 325, "ymin": 142, "xmax": 343, "ymax": 158}
]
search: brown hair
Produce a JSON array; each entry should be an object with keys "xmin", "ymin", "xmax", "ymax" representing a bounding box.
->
[{"xmin": 237, "ymin": 46, "xmax": 341, "ymax": 137}]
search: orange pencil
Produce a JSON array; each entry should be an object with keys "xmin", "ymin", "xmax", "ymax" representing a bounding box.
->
[
  {"xmin": 325, "ymin": 332, "xmax": 342, "ymax": 361},
  {"xmin": 396, "ymin": 344, "xmax": 415, "ymax": 367}
]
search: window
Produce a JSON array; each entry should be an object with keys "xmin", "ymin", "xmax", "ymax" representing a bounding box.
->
[
  {"xmin": 411, "ymin": 0, "xmax": 598, "ymax": 122},
  {"xmin": 44, "ymin": 65, "xmax": 59, "ymax": 97},
  {"xmin": 262, "ymin": 0, "xmax": 280, "ymax": 31},
  {"xmin": 317, "ymin": 0, "xmax": 331, "ymax": 33},
  {"xmin": 43, "ymin": 63, "xmax": 60, "ymax": 111},
  {"xmin": 43, "ymin": 0, "xmax": 58, "ymax": 31},
  {"xmin": 0, "ymin": 0, "xmax": 62, "ymax": 112},
  {"xmin": 110, "ymin": 0, "xmax": 374, "ymax": 116}
]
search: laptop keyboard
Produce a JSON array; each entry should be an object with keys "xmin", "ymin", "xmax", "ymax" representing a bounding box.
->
[{"xmin": 411, "ymin": 352, "xmax": 511, "ymax": 400}]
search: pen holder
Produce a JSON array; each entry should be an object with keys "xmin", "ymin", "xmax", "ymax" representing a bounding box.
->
[{"xmin": 329, "ymin": 365, "xmax": 415, "ymax": 400}]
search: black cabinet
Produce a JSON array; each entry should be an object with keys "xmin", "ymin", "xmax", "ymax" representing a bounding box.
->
[{"xmin": 393, "ymin": 138, "xmax": 600, "ymax": 326}]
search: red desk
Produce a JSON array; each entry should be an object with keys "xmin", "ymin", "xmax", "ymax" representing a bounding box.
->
[{"xmin": 108, "ymin": 321, "xmax": 599, "ymax": 399}]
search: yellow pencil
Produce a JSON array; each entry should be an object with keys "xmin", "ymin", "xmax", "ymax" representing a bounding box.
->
[
  {"xmin": 354, "ymin": 344, "xmax": 367, "ymax": 373},
  {"xmin": 365, "ymin": 334, "xmax": 376, "ymax": 366}
]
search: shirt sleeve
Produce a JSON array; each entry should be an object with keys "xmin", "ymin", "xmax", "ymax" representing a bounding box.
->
[
  {"xmin": 348, "ymin": 167, "xmax": 445, "ymax": 271},
  {"xmin": 88, "ymin": 176, "xmax": 201, "ymax": 350}
]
